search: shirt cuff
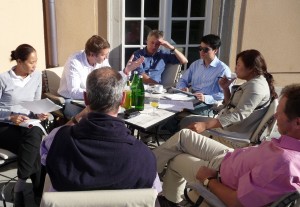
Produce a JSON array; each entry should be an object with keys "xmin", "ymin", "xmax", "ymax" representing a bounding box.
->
[{"xmin": 204, "ymin": 95, "xmax": 216, "ymax": 104}]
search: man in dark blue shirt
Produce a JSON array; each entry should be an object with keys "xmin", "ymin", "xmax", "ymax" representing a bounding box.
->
[{"xmin": 131, "ymin": 30, "xmax": 188, "ymax": 84}]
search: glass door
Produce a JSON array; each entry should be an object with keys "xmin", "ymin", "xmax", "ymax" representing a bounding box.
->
[{"xmin": 122, "ymin": 0, "xmax": 212, "ymax": 70}]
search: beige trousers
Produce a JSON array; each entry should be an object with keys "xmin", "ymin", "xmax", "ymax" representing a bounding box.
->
[{"xmin": 153, "ymin": 129, "xmax": 233, "ymax": 203}]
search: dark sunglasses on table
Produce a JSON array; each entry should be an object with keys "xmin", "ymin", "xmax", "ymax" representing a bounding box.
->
[{"xmin": 198, "ymin": 46, "xmax": 212, "ymax": 53}]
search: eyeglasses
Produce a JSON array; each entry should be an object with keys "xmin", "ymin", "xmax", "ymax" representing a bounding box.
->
[{"xmin": 198, "ymin": 46, "xmax": 212, "ymax": 53}]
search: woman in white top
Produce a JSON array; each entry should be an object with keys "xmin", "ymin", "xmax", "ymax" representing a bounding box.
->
[{"xmin": 0, "ymin": 44, "xmax": 48, "ymax": 206}]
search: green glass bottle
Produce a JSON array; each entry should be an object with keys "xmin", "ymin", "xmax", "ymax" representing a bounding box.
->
[
  {"xmin": 130, "ymin": 71, "xmax": 139, "ymax": 107},
  {"xmin": 135, "ymin": 75, "xmax": 145, "ymax": 111}
]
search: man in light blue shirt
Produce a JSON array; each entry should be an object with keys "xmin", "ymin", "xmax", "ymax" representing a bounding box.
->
[{"xmin": 177, "ymin": 34, "xmax": 231, "ymax": 116}]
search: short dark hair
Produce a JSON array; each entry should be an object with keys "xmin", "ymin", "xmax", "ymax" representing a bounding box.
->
[
  {"xmin": 200, "ymin": 34, "xmax": 221, "ymax": 50},
  {"xmin": 84, "ymin": 35, "xmax": 110, "ymax": 56},
  {"xmin": 280, "ymin": 84, "xmax": 300, "ymax": 121},
  {"xmin": 10, "ymin": 44, "xmax": 36, "ymax": 62},
  {"xmin": 86, "ymin": 67, "xmax": 125, "ymax": 113}
]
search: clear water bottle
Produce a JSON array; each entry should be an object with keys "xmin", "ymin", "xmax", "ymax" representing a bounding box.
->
[
  {"xmin": 135, "ymin": 75, "xmax": 145, "ymax": 111},
  {"xmin": 130, "ymin": 71, "xmax": 139, "ymax": 107}
]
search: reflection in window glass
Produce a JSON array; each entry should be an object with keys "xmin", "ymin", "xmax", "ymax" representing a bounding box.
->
[
  {"xmin": 172, "ymin": 0, "xmax": 188, "ymax": 17},
  {"xmin": 171, "ymin": 21, "xmax": 187, "ymax": 44},
  {"xmin": 125, "ymin": 48, "xmax": 140, "ymax": 65},
  {"xmin": 191, "ymin": 0, "xmax": 206, "ymax": 17},
  {"xmin": 187, "ymin": 47, "xmax": 200, "ymax": 68},
  {"xmin": 125, "ymin": 0, "xmax": 141, "ymax": 17},
  {"xmin": 145, "ymin": 0, "xmax": 159, "ymax": 17},
  {"xmin": 189, "ymin": 20, "xmax": 204, "ymax": 44},
  {"xmin": 125, "ymin": 21, "xmax": 141, "ymax": 45}
]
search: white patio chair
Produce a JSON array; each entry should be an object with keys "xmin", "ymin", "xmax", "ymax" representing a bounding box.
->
[
  {"xmin": 187, "ymin": 182, "xmax": 300, "ymax": 207},
  {"xmin": 161, "ymin": 64, "xmax": 181, "ymax": 88},
  {"xmin": 40, "ymin": 174, "xmax": 158, "ymax": 207},
  {"xmin": 42, "ymin": 67, "xmax": 67, "ymax": 125},
  {"xmin": 206, "ymin": 98, "xmax": 279, "ymax": 146},
  {"xmin": 0, "ymin": 149, "xmax": 18, "ymax": 207}
]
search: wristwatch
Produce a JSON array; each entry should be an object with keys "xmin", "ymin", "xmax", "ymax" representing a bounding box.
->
[
  {"xmin": 170, "ymin": 47, "xmax": 176, "ymax": 53},
  {"xmin": 203, "ymin": 177, "xmax": 216, "ymax": 188}
]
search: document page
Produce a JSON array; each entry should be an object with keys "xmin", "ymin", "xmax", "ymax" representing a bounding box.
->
[
  {"xmin": 159, "ymin": 99, "xmax": 194, "ymax": 112},
  {"xmin": 163, "ymin": 93, "xmax": 195, "ymax": 101},
  {"xmin": 20, "ymin": 98, "xmax": 62, "ymax": 114}
]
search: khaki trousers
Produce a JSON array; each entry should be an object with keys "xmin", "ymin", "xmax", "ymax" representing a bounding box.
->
[{"xmin": 153, "ymin": 129, "xmax": 233, "ymax": 203}]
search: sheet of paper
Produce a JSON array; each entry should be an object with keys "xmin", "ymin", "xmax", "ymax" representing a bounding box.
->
[
  {"xmin": 20, "ymin": 98, "xmax": 62, "ymax": 114},
  {"xmin": 163, "ymin": 93, "xmax": 195, "ymax": 101},
  {"xmin": 159, "ymin": 99, "xmax": 194, "ymax": 112}
]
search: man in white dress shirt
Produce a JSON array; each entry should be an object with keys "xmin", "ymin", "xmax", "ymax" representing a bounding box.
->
[{"xmin": 58, "ymin": 35, "xmax": 143, "ymax": 119}]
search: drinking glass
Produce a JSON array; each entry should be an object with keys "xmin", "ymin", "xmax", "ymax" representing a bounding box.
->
[
  {"xmin": 147, "ymin": 84, "xmax": 156, "ymax": 94},
  {"xmin": 149, "ymin": 96, "xmax": 160, "ymax": 116}
]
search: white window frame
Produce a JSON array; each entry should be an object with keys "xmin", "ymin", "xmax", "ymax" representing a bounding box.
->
[{"xmin": 120, "ymin": 0, "xmax": 213, "ymax": 69}]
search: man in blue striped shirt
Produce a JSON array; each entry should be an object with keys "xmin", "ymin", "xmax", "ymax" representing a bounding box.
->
[{"xmin": 177, "ymin": 34, "xmax": 231, "ymax": 116}]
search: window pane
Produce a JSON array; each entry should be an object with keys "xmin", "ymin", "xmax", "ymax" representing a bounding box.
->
[
  {"xmin": 172, "ymin": 0, "xmax": 188, "ymax": 17},
  {"xmin": 125, "ymin": 0, "xmax": 141, "ymax": 17},
  {"xmin": 144, "ymin": 21, "xmax": 159, "ymax": 44},
  {"xmin": 187, "ymin": 47, "xmax": 199, "ymax": 68},
  {"xmin": 125, "ymin": 48, "xmax": 140, "ymax": 65},
  {"xmin": 191, "ymin": 0, "xmax": 206, "ymax": 17},
  {"xmin": 189, "ymin": 20, "xmax": 204, "ymax": 44},
  {"xmin": 171, "ymin": 21, "xmax": 187, "ymax": 44},
  {"xmin": 145, "ymin": 0, "xmax": 159, "ymax": 17},
  {"xmin": 125, "ymin": 21, "xmax": 141, "ymax": 45}
]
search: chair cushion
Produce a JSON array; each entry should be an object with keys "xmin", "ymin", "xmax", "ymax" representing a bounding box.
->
[
  {"xmin": 44, "ymin": 67, "xmax": 64, "ymax": 95},
  {"xmin": 40, "ymin": 188, "xmax": 158, "ymax": 207}
]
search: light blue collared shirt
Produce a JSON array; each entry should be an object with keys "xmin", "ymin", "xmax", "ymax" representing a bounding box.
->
[{"xmin": 176, "ymin": 57, "xmax": 231, "ymax": 104}]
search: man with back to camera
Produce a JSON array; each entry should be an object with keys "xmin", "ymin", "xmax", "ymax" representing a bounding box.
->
[
  {"xmin": 176, "ymin": 34, "xmax": 232, "ymax": 116},
  {"xmin": 154, "ymin": 83, "xmax": 300, "ymax": 207},
  {"xmin": 131, "ymin": 30, "xmax": 188, "ymax": 84},
  {"xmin": 58, "ymin": 35, "xmax": 144, "ymax": 119},
  {"xmin": 41, "ymin": 67, "xmax": 160, "ymax": 192}
]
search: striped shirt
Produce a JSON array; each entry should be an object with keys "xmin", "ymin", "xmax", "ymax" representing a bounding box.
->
[{"xmin": 176, "ymin": 57, "xmax": 231, "ymax": 104}]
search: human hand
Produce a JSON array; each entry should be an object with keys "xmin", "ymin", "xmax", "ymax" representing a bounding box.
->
[
  {"xmin": 10, "ymin": 114, "xmax": 30, "ymax": 125},
  {"xmin": 194, "ymin": 92, "xmax": 205, "ymax": 102},
  {"xmin": 124, "ymin": 56, "xmax": 145, "ymax": 74},
  {"xmin": 218, "ymin": 76, "xmax": 236, "ymax": 90},
  {"xmin": 37, "ymin": 113, "xmax": 49, "ymax": 121},
  {"xmin": 158, "ymin": 39, "xmax": 173, "ymax": 50},
  {"xmin": 181, "ymin": 87, "xmax": 189, "ymax": 92},
  {"xmin": 196, "ymin": 166, "xmax": 218, "ymax": 183},
  {"xmin": 186, "ymin": 122, "xmax": 206, "ymax": 134}
]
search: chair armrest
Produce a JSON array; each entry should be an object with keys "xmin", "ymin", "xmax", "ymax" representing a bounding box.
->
[
  {"xmin": 187, "ymin": 182, "xmax": 226, "ymax": 207},
  {"xmin": 44, "ymin": 92, "xmax": 65, "ymax": 105},
  {"xmin": 206, "ymin": 129, "xmax": 251, "ymax": 144},
  {"xmin": 0, "ymin": 149, "xmax": 17, "ymax": 160}
]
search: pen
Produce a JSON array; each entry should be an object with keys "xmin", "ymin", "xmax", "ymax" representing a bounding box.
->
[{"xmin": 218, "ymin": 76, "xmax": 234, "ymax": 80}]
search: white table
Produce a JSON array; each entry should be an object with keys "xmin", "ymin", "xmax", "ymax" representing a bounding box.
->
[{"xmin": 120, "ymin": 104, "xmax": 175, "ymax": 131}]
